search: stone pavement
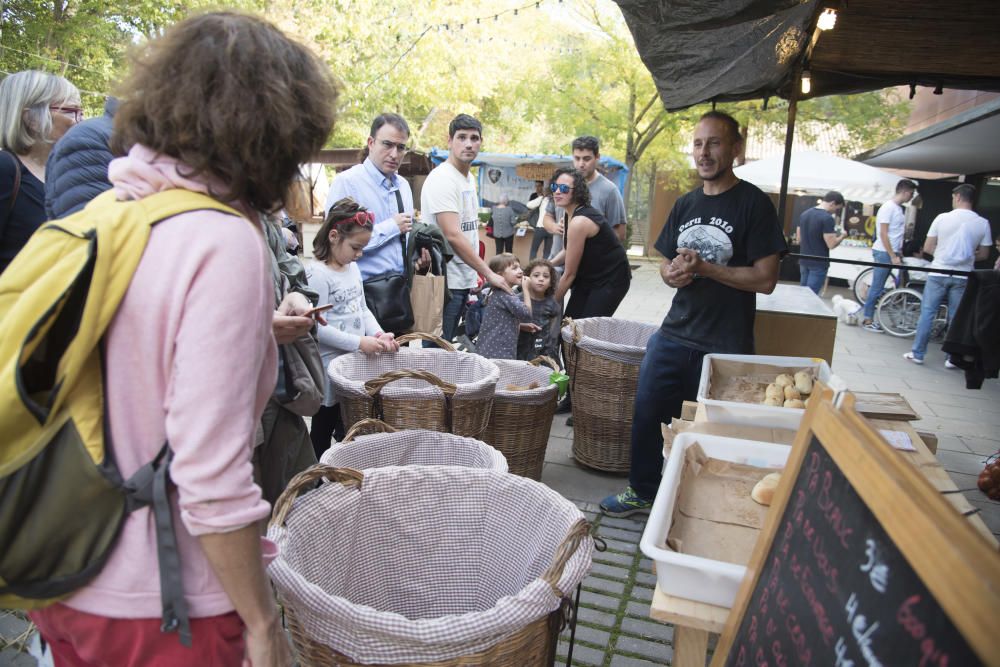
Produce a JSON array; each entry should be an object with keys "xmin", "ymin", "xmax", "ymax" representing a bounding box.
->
[{"xmin": 3, "ymin": 259, "xmax": 997, "ymax": 667}]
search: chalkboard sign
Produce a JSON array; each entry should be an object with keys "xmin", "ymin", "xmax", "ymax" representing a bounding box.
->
[{"xmin": 712, "ymin": 392, "xmax": 1000, "ymax": 667}]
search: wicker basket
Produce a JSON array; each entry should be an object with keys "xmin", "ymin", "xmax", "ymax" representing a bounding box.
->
[
  {"xmin": 481, "ymin": 357, "xmax": 559, "ymax": 480},
  {"xmin": 267, "ymin": 465, "xmax": 593, "ymax": 666},
  {"xmin": 560, "ymin": 318, "xmax": 657, "ymax": 472},
  {"xmin": 328, "ymin": 333, "xmax": 499, "ymax": 439},
  {"xmin": 319, "ymin": 419, "xmax": 508, "ymax": 472}
]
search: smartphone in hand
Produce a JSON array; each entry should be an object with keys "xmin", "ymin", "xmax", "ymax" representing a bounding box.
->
[{"xmin": 304, "ymin": 303, "xmax": 333, "ymax": 319}]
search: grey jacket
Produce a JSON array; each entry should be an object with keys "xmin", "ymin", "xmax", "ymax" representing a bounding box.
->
[{"xmin": 45, "ymin": 97, "xmax": 118, "ymax": 220}]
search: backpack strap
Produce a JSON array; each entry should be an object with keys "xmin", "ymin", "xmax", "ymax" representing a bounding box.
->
[{"xmin": 125, "ymin": 444, "xmax": 191, "ymax": 646}]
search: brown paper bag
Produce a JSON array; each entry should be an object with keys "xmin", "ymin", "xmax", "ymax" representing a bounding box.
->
[{"xmin": 409, "ymin": 273, "xmax": 445, "ymax": 337}]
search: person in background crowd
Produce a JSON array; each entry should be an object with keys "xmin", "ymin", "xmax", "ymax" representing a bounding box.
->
[
  {"xmin": 44, "ymin": 96, "xmax": 117, "ymax": 220},
  {"xmin": 490, "ymin": 193, "xmax": 517, "ymax": 255},
  {"xmin": 517, "ymin": 257, "xmax": 562, "ymax": 361},
  {"xmin": 307, "ymin": 198, "xmax": 398, "ymax": 456},
  {"xmin": 794, "ymin": 190, "xmax": 845, "ymax": 295},
  {"xmin": 420, "ymin": 113, "xmax": 511, "ymax": 343},
  {"xmin": 26, "ymin": 12, "xmax": 337, "ymax": 666},
  {"xmin": 474, "ymin": 253, "xmax": 534, "ymax": 359},
  {"xmin": 601, "ymin": 111, "xmax": 786, "ymax": 517},
  {"xmin": 526, "ymin": 180, "xmax": 553, "ymax": 260},
  {"xmin": 0, "ymin": 70, "xmax": 81, "ymax": 273},
  {"xmin": 904, "ymin": 184, "xmax": 992, "ymax": 367},
  {"xmin": 861, "ymin": 179, "xmax": 917, "ymax": 331},
  {"xmin": 550, "ymin": 166, "xmax": 631, "ymax": 319}
]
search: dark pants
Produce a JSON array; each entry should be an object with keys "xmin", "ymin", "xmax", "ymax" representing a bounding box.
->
[
  {"xmin": 629, "ymin": 333, "xmax": 708, "ymax": 500},
  {"xmin": 565, "ymin": 280, "xmax": 630, "ymax": 319},
  {"xmin": 310, "ymin": 404, "xmax": 345, "ymax": 459},
  {"xmin": 442, "ymin": 288, "xmax": 470, "ymax": 342},
  {"xmin": 529, "ymin": 229, "xmax": 553, "ymax": 260},
  {"xmin": 494, "ymin": 236, "xmax": 514, "ymax": 255}
]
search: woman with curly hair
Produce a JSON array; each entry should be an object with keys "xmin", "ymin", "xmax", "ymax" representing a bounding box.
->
[
  {"xmin": 0, "ymin": 70, "xmax": 81, "ymax": 272},
  {"xmin": 549, "ymin": 166, "xmax": 631, "ymax": 318},
  {"xmin": 26, "ymin": 12, "xmax": 337, "ymax": 667}
]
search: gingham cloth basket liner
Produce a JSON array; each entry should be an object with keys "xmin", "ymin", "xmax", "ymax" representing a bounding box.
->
[
  {"xmin": 319, "ymin": 429, "xmax": 508, "ymax": 472},
  {"xmin": 561, "ymin": 317, "xmax": 658, "ymax": 366},
  {"xmin": 267, "ymin": 466, "xmax": 592, "ymax": 664},
  {"xmin": 492, "ymin": 360, "xmax": 559, "ymax": 405},
  {"xmin": 328, "ymin": 348, "xmax": 499, "ymax": 401}
]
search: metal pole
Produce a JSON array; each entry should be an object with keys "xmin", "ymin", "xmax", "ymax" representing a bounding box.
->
[{"xmin": 777, "ymin": 79, "xmax": 799, "ymax": 232}]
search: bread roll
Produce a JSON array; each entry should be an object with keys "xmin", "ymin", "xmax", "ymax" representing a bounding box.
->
[
  {"xmin": 775, "ymin": 373, "xmax": 794, "ymax": 388},
  {"xmin": 751, "ymin": 472, "xmax": 781, "ymax": 506},
  {"xmin": 794, "ymin": 371, "xmax": 813, "ymax": 395},
  {"xmin": 783, "ymin": 385, "xmax": 801, "ymax": 401},
  {"xmin": 784, "ymin": 399, "xmax": 805, "ymax": 408},
  {"xmin": 763, "ymin": 396, "xmax": 783, "ymax": 407},
  {"xmin": 764, "ymin": 383, "xmax": 783, "ymax": 401}
]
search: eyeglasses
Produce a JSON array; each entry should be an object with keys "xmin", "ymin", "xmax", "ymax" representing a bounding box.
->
[
  {"xmin": 50, "ymin": 105, "xmax": 83, "ymax": 122},
  {"xmin": 550, "ymin": 183, "xmax": 574, "ymax": 194},
  {"xmin": 378, "ymin": 139, "xmax": 408, "ymax": 154}
]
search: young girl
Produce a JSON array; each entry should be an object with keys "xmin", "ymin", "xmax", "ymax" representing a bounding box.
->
[
  {"xmin": 475, "ymin": 253, "xmax": 534, "ymax": 359},
  {"xmin": 307, "ymin": 197, "xmax": 398, "ymax": 457},
  {"xmin": 517, "ymin": 258, "xmax": 563, "ymax": 362}
]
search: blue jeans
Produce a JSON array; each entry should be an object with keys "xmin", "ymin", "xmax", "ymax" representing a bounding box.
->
[
  {"xmin": 911, "ymin": 276, "xmax": 965, "ymax": 360},
  {"xmin": 442, "ymin": 288, "xmax": 469, "ymax": 343},
  {"xmin": 862, "ymin": 250, "xmax": 893, "ymax": 320},
  {"xmin": 629, "ymin": 333, "xmax": 708, "ymax": 500},
  {"xmin": 799, "ymin": 263, "xmax": 828, "ymax": 295}
]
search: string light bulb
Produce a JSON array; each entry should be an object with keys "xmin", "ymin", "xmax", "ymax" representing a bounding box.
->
[
  {"xmin": 817, "ymin": 8, "xmax": 837, "ymax": 31},
  {"xmin": 801, "ymin": 69, "xmax": 812, "ymax": 94}
]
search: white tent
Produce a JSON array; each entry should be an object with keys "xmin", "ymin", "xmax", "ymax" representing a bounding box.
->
[{"xmin": 734, "ymin": 150, "xmax": 909, "ymax": 204}]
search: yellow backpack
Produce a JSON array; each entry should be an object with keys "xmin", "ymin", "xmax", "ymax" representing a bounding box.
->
[{"xmin": 0, "ymin": 189, "xmax": 241, "ymax": 645}]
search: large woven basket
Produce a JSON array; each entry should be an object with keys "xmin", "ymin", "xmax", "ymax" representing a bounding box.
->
[
  {"xmin": 481, "ymin": 357, "xmax": 559, "ymax": 480},
  {"xmin": 319, "ymin": 419, "xmax": 508, "ymax": 472},
  {"xmin": 328, "ymin": 333, "xmax": 499, "ymax": 439},
  {"xmin": 560, "ymin": 318, "xmax": 657, "ymax": 472},
  {"xmin": 267, "ymin": 465, "xmax": 593, "ymax": 667}
]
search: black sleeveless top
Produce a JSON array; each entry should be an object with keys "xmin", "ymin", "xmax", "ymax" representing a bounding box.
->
[{"xmin": 565, "ymin": 204, "xmax": 630, "ymax": 289}]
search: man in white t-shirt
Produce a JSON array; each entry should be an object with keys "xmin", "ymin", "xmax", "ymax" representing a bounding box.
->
[
  {"xmin": 420, "ymin": 114, "xmax": 510, "ymax": 342},
  {"xmin": 904, "ymin": 184, "xmax": 992, "ymax": 366},
  {"xmin": 861, "ymin": 179, "xmax": 917, "ymax": 331}
]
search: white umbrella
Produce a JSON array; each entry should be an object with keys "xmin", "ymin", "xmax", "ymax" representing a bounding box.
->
[{"xmin": 734, "ymin": 150, "xmax": 909, "ymax": 204}]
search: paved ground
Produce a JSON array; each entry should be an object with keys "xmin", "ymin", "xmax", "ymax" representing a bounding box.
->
[{"xmin": 4, "ymin": 258, "xmax": 997, "ymax": 667}]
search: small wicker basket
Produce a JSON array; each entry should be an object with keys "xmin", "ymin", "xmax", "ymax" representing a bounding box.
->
[
  {"xmin": 481, "ymin": 357, "xmax": 559, "ymax": 480},
  {"xmin": 561, "ymin": 318, "xmax": 657, "ymax": 473},
  {"xmin": 328, "ymin": 333, "xmax": 499, "ymax": 439},
  {"xmin": 320, "ymin": 419, "xmax": 508, "ymax": 472}
]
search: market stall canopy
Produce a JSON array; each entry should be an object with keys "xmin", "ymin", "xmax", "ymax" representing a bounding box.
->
[
  {"xmin": 733, "ymin": 150, "xmax": 904, "ymax": 204},
  {"xmin": 613, "ymin": 0, "xmax": 1000, "ymax": 111}
]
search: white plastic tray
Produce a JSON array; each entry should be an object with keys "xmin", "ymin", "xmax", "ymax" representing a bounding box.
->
[
  {"xmin": 639, "ymin": 432, "xmax": 790, "ymax": 608},
  {"xmin": 696, "ymin": 354, "xmax": 835, "ymax": 430}
]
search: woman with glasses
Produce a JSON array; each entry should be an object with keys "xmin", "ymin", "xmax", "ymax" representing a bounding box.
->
[
  {"xmin": 550, "ymin": 166, "xmax": 631, "ymax": 318},
  {"xmin": 0, "ymin": 70, "xmax": 82, "ymax": 273}
]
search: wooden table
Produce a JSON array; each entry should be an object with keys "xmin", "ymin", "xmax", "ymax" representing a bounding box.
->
[
  {"xmin": 650, "ymin": 405, "xmax": 996, "ymax": 665},
  {"xmin": 754, "ymin": 284, "xmax": 837, "ymax": 362}
]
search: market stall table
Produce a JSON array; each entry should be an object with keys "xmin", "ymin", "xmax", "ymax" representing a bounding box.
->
[
  {"xmin": 650, "ymin": 403, "xmax": 997, "ymax": 666},
  {"xmin": 754, "ymin": 284, "xmax": 837, "ymax": 362}
]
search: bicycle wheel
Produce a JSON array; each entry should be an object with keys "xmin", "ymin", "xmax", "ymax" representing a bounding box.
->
[
  {"xmin": 853, "ymin": 267, "xmax": 895, "ymax": 303},
  {"xmin": 877, "ymin": 288, "xmax": 923, "ymax": 337}
]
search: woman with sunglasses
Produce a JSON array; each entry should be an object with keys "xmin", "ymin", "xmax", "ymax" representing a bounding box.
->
[
  {"xmin": 550, "ymin": 166, "xmax": 631, "ymax": 318},
  {"xmin": 0, "ymin": 70, "xmax": 82, "ymax": 273}
]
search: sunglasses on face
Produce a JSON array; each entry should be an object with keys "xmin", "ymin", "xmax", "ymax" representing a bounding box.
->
[
  {"xmin": 50, "ymin": 105, "xmax": 83, "ymax": 122},
  {"xmin": 550, "ymin": 183, "xmax": 573, "ymax": 194}
]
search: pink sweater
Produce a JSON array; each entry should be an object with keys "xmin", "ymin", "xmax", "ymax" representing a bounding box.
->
[{"xmin": 65, "ymin": 145, "xmax": 277, "ymax": 619}]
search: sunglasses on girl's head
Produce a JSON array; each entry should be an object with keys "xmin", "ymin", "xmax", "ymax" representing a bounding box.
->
[{"xmin": 550, "ymin": 183, "xmax": 573, "ymax": 194}]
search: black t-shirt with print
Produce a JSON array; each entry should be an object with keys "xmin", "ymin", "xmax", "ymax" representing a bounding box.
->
[{"xmin": 654, "ymin": 180, "xmax": 786, "ymax": 354}]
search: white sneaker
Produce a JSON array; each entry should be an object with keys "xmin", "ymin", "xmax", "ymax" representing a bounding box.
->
[
  {"xmin": 903, "ymin": 352, "xmax": 923, "ymax": 365},
  {"xmin": 944, "ymin": 358, "xmax": 959, "ymax": 370}
]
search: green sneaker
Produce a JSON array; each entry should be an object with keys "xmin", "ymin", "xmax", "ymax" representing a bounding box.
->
[{"xmin": 600, "ymin": 487, "xmax": 653, "ymax": 517}]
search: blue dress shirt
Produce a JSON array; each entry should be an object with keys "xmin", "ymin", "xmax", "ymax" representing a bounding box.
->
[{"xmin": 324, "ymin": 158, "xmax": 414, "ymax": 280}]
